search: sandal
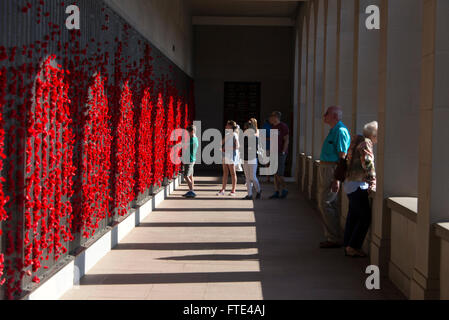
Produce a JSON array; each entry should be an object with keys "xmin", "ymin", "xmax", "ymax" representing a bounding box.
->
[{"xmin": 345, "ymin": 247, "xmax": 367, "ymax": 258}]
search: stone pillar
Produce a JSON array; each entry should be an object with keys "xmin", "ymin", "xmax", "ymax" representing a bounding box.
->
[
  {"xmin": 337, "ymin": 0, "xmax": 357, "ymax": 132},
  {"xmin": 299, "ymin": 12, "xmax": 308, "ymax": 191},
  {"xmin": 355, "ymin": 0, "xmax": 381, "ymax": 132},
  {"xmin": 306, "ymin": 3, "xmax": 316, "ymax": 200},
  {"xmin": 372, "ymin": 0, "xmax": 422, "ymax": 277},
  {"xmin": 299, "ymin": 21, "xmax": 308, "ymax": 156},
  {"xmin": 411, "ymin": 0, "xmax": 449, "ymax": 300},
  {"xmin": 324, "ymin": 0, "xmax": 339, "ymax": 109},
  {"xmin": 383, "ymin": 0, "xmax": 421, "ymax": 198},
  {"xmin": 313, "ymin": 0, "xmax": 326, "ymax": 161},
  {"xmin": 335, "ymin": 0, "xmax": 358, "ymax": 229},
  {"xmin": 293, "ymin": 23, "xmax": 300, "ymax": 182}
]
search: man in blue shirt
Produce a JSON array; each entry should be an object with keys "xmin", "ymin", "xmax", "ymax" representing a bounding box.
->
[{"xmin": 318, "ymin": 106, "xmax": 351, "ymax": 248}]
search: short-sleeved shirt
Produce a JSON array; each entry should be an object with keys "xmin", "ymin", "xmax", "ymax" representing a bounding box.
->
[
  {"xmin": 271, "ymin": 122, "xmax": 289, "ymax": 154},
  {"xmin": 320, "ymin": 121, "xmax": 351, "ymax": 162},
  {"xmin": 189, "ymin": 136, "xmax": 199, "ymax": 163}
]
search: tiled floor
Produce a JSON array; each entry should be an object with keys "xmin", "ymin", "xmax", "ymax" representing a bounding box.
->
[{"xmin": 61, "ymin": 176, "xmax": 404, "ymax": 300}]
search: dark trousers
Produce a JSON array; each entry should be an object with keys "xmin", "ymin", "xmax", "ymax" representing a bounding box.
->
[{"xmin": 344, "ymin": 188, "xmax": 372, "ymax": 249}]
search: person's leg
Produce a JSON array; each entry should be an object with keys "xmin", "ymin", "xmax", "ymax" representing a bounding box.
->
[
  {"xmin": 251, "ymin": 163, "xmax": 261, "ymax": 193},
  {"xmin": 317, "ymin": 166, "xmax": 330, "ymax": 237},
  {"xmin": 279, "ymin": 175, "xmax": 288, "ymax": 198},
  {"xmin": 348, "ymin": 189, "xmax": 372, "ymax": 250},
  {"xmin": 183, "ymin": 165, "xmax": 192, "ymax": 196},
  {"xmin": 185, "ymin": 176, "xmax": 193, "ymax": 191},
  {"xmin": 229, "ymin": 164, "xmax": 237, "ymax": 193},
  {"xmin": 243, "ymin": 162, "xmax": 252, "ymax": 196},
  {"xmin": 221, "ymin": 163, "xmax": 228, "ymax": 191},
  {"xmin": 343, "ymin": 191, "xmax": 358, "ymax": 247},
  {"xmin": 278, "ymin": 176, "xmax": 285, "ymax": 189},
  {"xmin": 277, "ymin": 154, "xmax": 288, "ymax": 198},
  {"xmin": 269, "ymin": 174, "xmax": 280, "ymax": 198},
  {"xmin": 318, "ymin": 165, "xmax": 343, "ymax": 246}
]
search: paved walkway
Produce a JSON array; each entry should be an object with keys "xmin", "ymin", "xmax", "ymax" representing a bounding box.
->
[{"xmin": 62, "ymin": 176, "xmax": 403, "ymax": 300}]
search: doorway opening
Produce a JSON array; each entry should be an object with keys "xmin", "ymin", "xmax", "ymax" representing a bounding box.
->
[{"xmin": 224, "ymin": 82, "xmax": 261, "ymax": 129}]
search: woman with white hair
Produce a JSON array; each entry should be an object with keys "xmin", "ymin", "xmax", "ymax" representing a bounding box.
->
[{"xmin": 342, "ymin": 121, "xmax": 378, "ymax": 257}]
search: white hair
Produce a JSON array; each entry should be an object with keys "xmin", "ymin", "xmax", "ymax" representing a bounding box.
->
[{"xmin": 363, "ymin": 121, "xmax": 378, "ymax": 138}]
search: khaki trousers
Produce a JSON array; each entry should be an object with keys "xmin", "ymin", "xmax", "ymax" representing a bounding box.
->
[{"xmin": 317, "ymin": 163, "xmax": 343, "ymax": 243}]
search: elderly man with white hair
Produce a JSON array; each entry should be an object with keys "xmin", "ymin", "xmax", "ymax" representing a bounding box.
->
[
  {"xmin": 341, "ymin": 121, "xmax": 378, "ymax": 257},
  {"xmin": 318, "ymin": 106, "xmax": 351, "ymax": 249}
]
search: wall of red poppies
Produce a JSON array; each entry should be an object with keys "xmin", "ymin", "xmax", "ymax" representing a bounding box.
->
[{"xmin": 0, "ymin": 0, "xmax": 194, "ymax": 299}]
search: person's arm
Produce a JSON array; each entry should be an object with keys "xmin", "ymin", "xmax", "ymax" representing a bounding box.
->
[
  {"xmin": 280, "ymin": 124, "xmax": 289, "ymax": 154},
  {"xmin": 337, "ymin": 129, "xmax": 350, "ymax": 159},
  {"xmin": 282, "ymin": 134, "xmax": 289, "ymax": 154}
]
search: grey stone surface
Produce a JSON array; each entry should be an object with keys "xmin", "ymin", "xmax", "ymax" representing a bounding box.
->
[{"xmin": 62, "ymin": 176, "xmax": 404, "ymax": 300}]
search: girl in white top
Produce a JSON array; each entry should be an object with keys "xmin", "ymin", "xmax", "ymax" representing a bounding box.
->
[{"xmin": 217, "ymin": 120, "xmax": 240, "ymax": 196}]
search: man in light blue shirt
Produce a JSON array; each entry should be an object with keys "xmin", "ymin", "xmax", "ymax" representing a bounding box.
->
[{"xmin": 318, "ymin": 106, "xmax": 351, "ymax": 249}]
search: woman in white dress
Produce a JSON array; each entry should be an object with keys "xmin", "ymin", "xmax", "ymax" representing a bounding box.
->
[{"xmin": 217, "ymin": 120, "xmax": 240, "ymax": 196}]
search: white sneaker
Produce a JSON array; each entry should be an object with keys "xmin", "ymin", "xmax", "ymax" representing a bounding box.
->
[
  {"xmin": 216, "ymin": 190, "xmax": 225, "ymax": 196},
  {"xmin": 229, "ymin": 192, "xmax": 236, "ymax": 196}
]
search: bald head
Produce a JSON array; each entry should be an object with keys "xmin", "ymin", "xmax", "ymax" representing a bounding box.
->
[{"xmin": 324, "ymin": 106, "xmax": 343, "ymax": 127}]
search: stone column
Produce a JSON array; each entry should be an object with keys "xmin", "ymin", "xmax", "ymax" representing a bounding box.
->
[
  {"xmin": 313, "ymin": 0, "xmax": 326, "ymax": 161},
  {"xmin": 337, "ymin": 0, "xmax": 357, "ymax": 132},
  {"xmin": 311, "ymin": 0, "xmax": 327, "ymax": 202},
  {"xmin": 355, "ymin": 0, "xmax": 381, "ymax": 132},
  {"xmin": 306, "ymin": 2, "xmax": 316, "ymax": 200},
  {"xmin": 411, "ymin": 0, "xmax": 449, "ymax": 300},
  {"xmin": 299, "ymin": 12, "xmax": 308, "ymax": 191},
  {"xmin": 324, "ymin": 0, "xmax": 339, "ymax": 109},
  {"xmin": 293, "ymin": 22, "xmax": 300, "ymax": 182},
  {"xmin": 372, "ymin": 0, "xmax": 422, "ymax": 276},
  {"xmin": 336, "ymin": 0, "xmax": 358, "ymax": 228},
  {"xmin": 299, "ymin": 20, "xmax": 308, "ymax": 156}
]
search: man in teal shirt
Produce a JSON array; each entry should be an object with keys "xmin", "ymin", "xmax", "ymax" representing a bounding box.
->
[
  {"xmin": 318, "ymin": 106, "xmax": 351, "ymax": 248},
  {"xmin": 183, "ymin": 125, "xmax": 199, "ymax": 198}
]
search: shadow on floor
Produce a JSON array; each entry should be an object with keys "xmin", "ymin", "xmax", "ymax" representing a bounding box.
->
[
  {"xmin": 64, "ymin": 176, "xmax": 405, "ymax": 300},
  {"xmin": 138, "ymin": 222, "xmax": 256, "ymax": 227}
]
